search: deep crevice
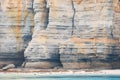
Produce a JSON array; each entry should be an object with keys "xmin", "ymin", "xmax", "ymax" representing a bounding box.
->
[
  {"xmin": 71, "ymin": 0, "xmax": 76, "ymax": 35},
  {"xmin": 45, "ymin": 0, "xmax": 50, "ymax": 29}
]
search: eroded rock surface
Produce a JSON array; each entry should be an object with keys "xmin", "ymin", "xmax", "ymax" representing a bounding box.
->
[
  {"xmin": 0, "ymin": 0, "xmax": 120, "ymax": 69},
  {"xmin": 0, "ymin": 0, "xmax": 34, "ymax": 68},
  {"xmin": 60, "ymin": 0, "xmax": 120, "ymax": 69}
]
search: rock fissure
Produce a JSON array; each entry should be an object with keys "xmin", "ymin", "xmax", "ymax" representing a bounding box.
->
[{"xmin": 71, "ymin": 0, "xmax": 76, "ymax": 35}]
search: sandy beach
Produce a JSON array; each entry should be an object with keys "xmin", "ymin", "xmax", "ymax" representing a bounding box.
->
[{"xmin": 0, "ymin": 69, "xmax": 120, "ymax": 77}]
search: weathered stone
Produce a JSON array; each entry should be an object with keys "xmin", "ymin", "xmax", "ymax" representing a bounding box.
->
[
  {"xmin": 0, "ymin": 0, "xmax": 34, "ymax": 68},
  {"xmin": 0, "ymin": 0, "xmax": 120, "ymax": 69},
  {"xmin": 60, "ymin": 0, "xmax": 120, "ymax": 69}
]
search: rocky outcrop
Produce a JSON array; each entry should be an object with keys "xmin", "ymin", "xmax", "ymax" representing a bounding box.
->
[{"xmin": 0, "ymin": 0, "xmax": 120, "ymax": 69}]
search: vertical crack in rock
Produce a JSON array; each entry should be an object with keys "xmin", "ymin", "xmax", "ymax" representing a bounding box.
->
[
  {"xmin": 71, "ymin": 0, "xmax": 75, "ymax": 35},
  {"xmin": 45, "ymin": 0, "xmax": 50, "ymax": 29},
  {"xmin": 110, "ymin": 0, "xmax": 114, "ymax": 38},
  {"xmin": 110, "ymin": 25, "xmax": 114, "ymax": 38}
]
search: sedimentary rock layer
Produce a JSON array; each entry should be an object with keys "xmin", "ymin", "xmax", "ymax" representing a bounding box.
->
[
  {"xmin": 0, "ymin": 0, "xmax": 34, "ymax": 68},
  {"xmin": 60, "ymin": 0, "xmax": 120, "ymax": 69},
  {"xmin": 0, "ymin": 0, "xmax": 120, "ymax": 69}
]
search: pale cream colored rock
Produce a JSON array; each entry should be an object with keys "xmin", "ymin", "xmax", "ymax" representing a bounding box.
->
[
  {"xmin": 0, "ymin": 0, "xmax": 34, "ymax": 68},
  {"xmin": 0, "ymin": 0, "xmax": 120, "ymax": 69}
]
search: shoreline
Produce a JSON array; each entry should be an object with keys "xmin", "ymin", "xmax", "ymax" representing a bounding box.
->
[{"xmin": 0, "ymin": 69, "xmax": 120, "ymax": 77}]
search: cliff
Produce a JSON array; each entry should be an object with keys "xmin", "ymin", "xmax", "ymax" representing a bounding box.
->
[
  {"xmin": 0, "ymin": 0, "xmax": 34, "ymax": 68},
  {"xmin": 0, "ymin": 0, "xmax": 120, "ymax": 69}
]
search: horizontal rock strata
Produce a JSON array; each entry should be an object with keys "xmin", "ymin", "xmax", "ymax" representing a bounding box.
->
[
  {"xmin": 0, "ymin": 0, "xmax": 120, "ymax": 69},
  {"xmin": 60, "ymin": 0, "xmax": 120, "ymax": 69},
  {"xmin": 0, "ymin": 0, "xmax": 34, "ymax": 68}
]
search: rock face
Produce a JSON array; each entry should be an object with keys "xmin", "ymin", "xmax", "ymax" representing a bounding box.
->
[
  {"xmin": 0, "ymin": 0, "xmax": 120, "ymax": 69},
  {"xmin": 0, "ymin": 0, "xmax": 34, "ymax": 68},
  {"xmin": 60, "ymin": 0, "xmax": 120, "ymax": 69}
]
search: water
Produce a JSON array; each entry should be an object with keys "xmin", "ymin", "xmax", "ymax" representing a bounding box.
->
[{"xmin": 0, "ymin": 75, "xmax": 120, "ymax": 80}]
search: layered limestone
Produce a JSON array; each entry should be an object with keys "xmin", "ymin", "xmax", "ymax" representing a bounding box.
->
[
  {"xmin": 24, "ymin": 0, "xmax": 73, "ymax": 68},
  {"xmin": 60, "ymin": 0, "xmax": 120, "ymax": 69},
  {"xmin": 0, "ymin": 0, "xmax": 120, "ymax": 69},
  {"xmin": 0, "ymin": 0, "xmax": 34, "ymax": 68}
]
